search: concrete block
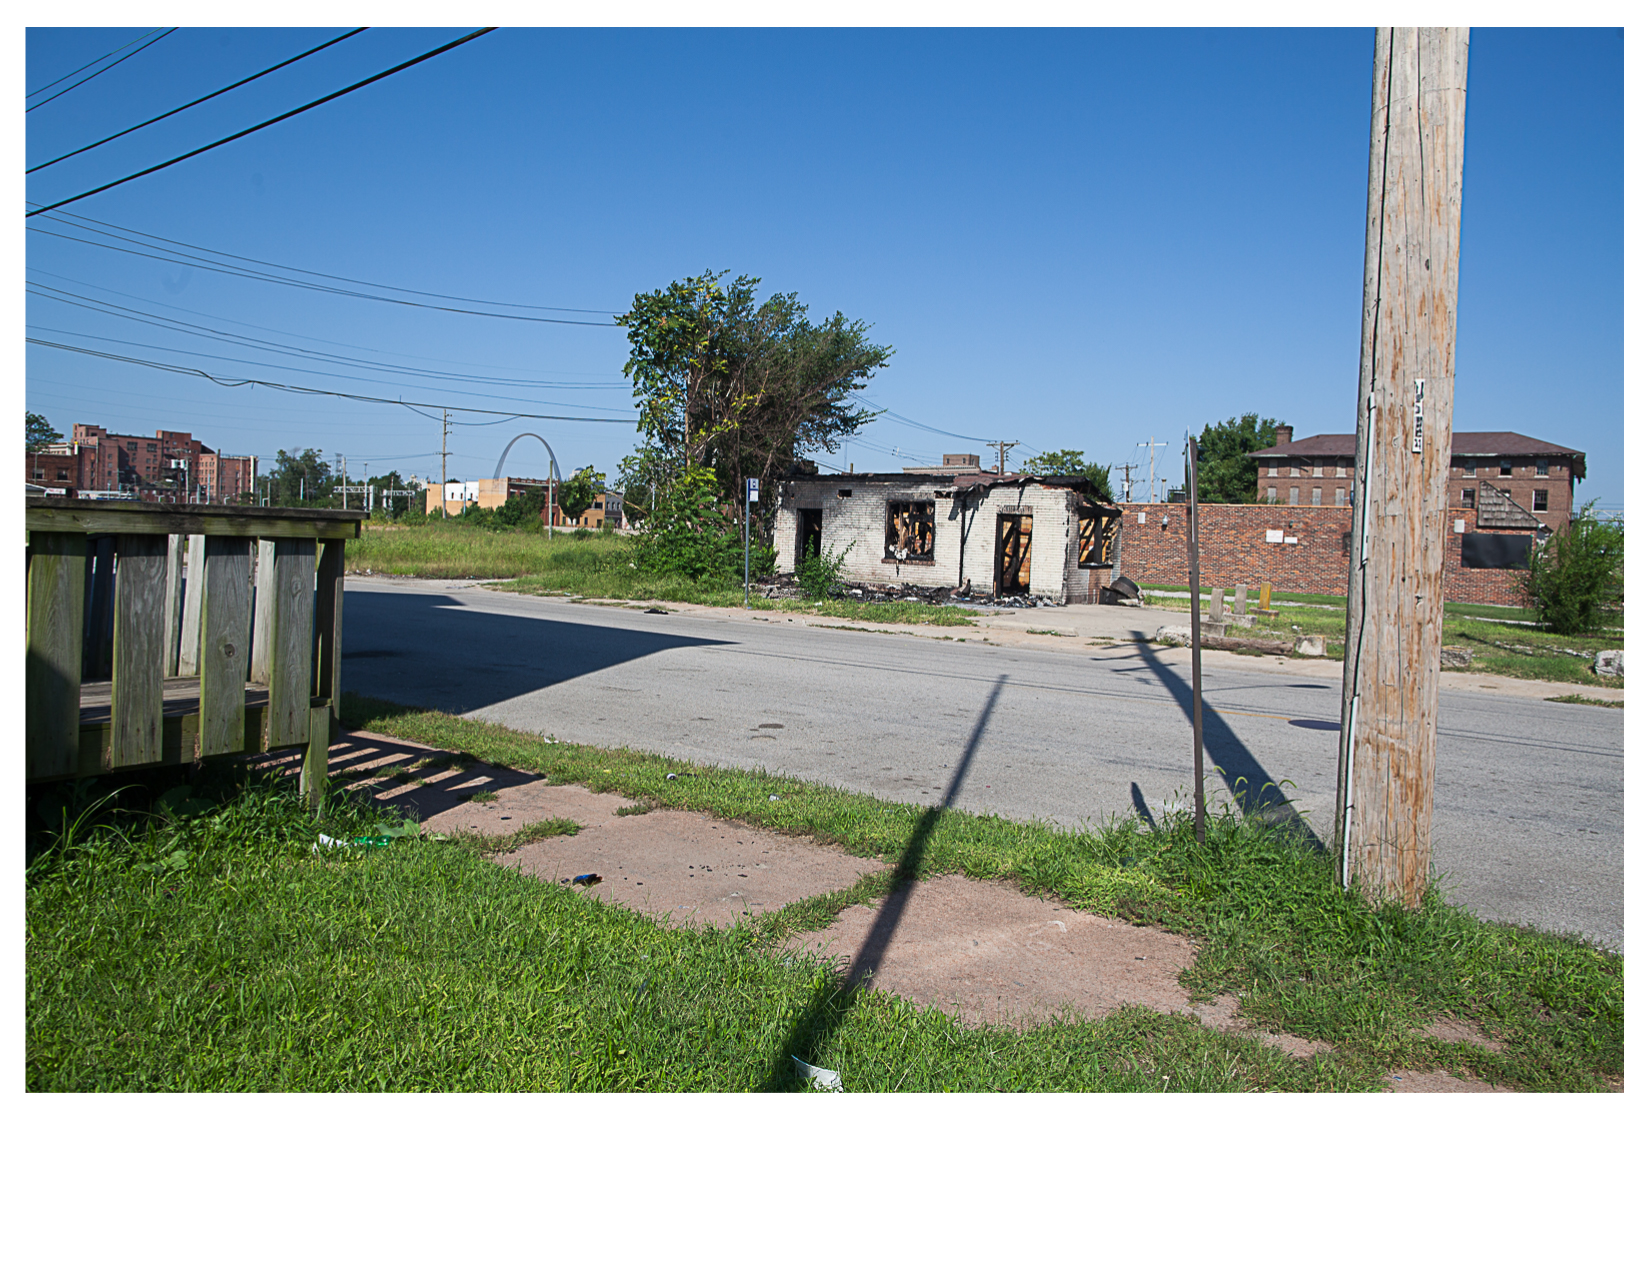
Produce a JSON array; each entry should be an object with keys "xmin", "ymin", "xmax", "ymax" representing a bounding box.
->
[
  {"xmin": 1593, "ymin": 649, "xmax": 1623, "ymax": 679},
  {"xmin": 1440, "ymin": 645, "xmax": 1474, "ymax": 670},
  {"xmin": 1293, "ymin": 633, "xmax": 1326, "ymax": 657}
]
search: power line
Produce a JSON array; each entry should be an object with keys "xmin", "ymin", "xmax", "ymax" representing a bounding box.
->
[
  {"xmin": 27, "ymin": 223, "xmax": 617, "ymax": 326},
  {"xmin": 26, "ymin": 28, "xmax": 497, "ymax": 216},
  {"xmin": 28, "ymin": 29, "xmax": 168, "ymax": 98},
  {"xmin": 28, "ymin": 29, "xmax": 369, "ymax": 174},
  {"xmin": 27, "ymin": 268, "xmax": 629, "ymax": 383},
  {"xmin": 27, "ymin": 336, "xmax": 639, "ymax": 425},
  {"xmin": 849, "ymin": 394, "xmax": 999, "ymax": 445},
  {"xmin": 27, "ymin": 283, "xmax": 622, "ymax": 391},
  {"xmin": 26, "ymin": 321, "xmax": 635, "ymax": 415},
  {"xmin": 35, "ymin": 208, "xmax": 618, "ymax": 315},
  {"xmin": 26, "ymin": 29, "xmax": 177, "ymax": 113}
]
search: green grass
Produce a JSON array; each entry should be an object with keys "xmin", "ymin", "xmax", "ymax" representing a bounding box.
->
[
  {"xmin": 26, "ymin": 698, "xmax": 1620, "ymax": 1091},
  {"xmin": 1544, "ymin": 694, "xmax": 1624, "ymax": 708},
  {"xmin": 347, "ymin": 520, "xmax": 978, "ymax": 627}
]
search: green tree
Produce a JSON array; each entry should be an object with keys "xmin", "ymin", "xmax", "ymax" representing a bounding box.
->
[
  {"xmin": 634, "ymin": 465, "xmax": 742, "ymax": 580},
  {"xmin": 557, "ymin": 466, "xmax": 603, "ymax": 523},
  {"xmin": 1193, "ymin": 413, "xmax": 1282, "ymax": 504},
  {"xmin": 617, "ymin": 271, "xmax": 893, "ymax": 508},
  {"xmin": 1023, "ymin": 449, "xmax": 1115, "ymax": 502},
  {"xmin": 616, "ymin": 443, "xmax": 674, "ymax": 526},
  {"xmin": 1524, "ymin": 502, "xmax": 1624, "ymax": 636},
  {"xmin": 26, "ymin": 412, "xmax": 62, "ymax": 449},
  {"xmin": 267, "ymin": 448, "xmax": 333, "ymax": 507}
]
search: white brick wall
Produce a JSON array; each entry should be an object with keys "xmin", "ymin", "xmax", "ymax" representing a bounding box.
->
[{"xmin": 775, "ymin": 476, "xmax": 1102, "ymax": 600}]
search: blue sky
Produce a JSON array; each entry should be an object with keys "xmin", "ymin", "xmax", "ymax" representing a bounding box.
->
[{"xmin": 24, "ymin": 25, "xmax": 1624, "ymax": 508}]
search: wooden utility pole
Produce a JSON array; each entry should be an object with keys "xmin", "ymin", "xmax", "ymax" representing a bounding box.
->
[
  {"xmin": 1335, "ymin": 28, "xmax": 1469, "ymax": 908},
  {"xmin": 987, "ymin": 440, "xmax": 1019, "ymax": 475},
  {"xmin": 1185, "ymin": 436, "xmax": 1206, "ymax": 843},
  {"xmin": 440, "ymin": 410, "xmax": 450, "ymax": 519}
]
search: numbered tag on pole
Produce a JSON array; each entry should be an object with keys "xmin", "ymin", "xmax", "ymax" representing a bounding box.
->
[
  {"xmin": 747, "ymin": 478, "xmax": 759, "ymax": 504},
  {"xmin": 1412, "ymin": 378, "xmax": 1426, "ymax": 455}
]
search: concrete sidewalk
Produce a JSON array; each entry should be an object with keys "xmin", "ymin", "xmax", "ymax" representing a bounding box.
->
[{"xmin": 275, "ymin": 727, "xmax": 1512, "ymax": 1092}]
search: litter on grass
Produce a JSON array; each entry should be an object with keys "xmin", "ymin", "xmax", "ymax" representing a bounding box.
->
[
  {"xmin": 570, "ymin": 873, "xmax": 603, "ymax": 886},
  {"xmin": 792, "ymin": 1056, "xmax": 842, "ymax": 1091}
]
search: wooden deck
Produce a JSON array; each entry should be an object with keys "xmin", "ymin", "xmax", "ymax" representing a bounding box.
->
[{"xmin": 26, "ymin": 498, "xmax": 366, "ymax": 803}]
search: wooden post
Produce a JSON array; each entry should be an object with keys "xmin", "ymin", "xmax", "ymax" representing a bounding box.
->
[
  {"xmin": 1335, "ymin": 28, "xmax": 1469, "ymax": 908},
  {"xmin": 197, "ymin": 538, "xmax": 253, "ymax": 758},
  {"xmin": 1185, "ymin": 438, "xmax": 1206, "ymax": 844},
  {"xmin": 27, "ymin": 533, "xmax": 87, "ymax": 782},
  {"xmin": 162, "ymin": 533, "xmax": 186, "ymax": 677},
  {"xmin": 110, "ymin": 535, "xmax": 167, "ymax": 769},
  {"xmin": 177, "ymin": 533, "xmax": 207, "ymax": 677}
]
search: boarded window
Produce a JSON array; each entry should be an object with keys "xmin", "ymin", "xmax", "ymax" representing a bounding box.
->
[
  {"xmin": 885, "ymin": 501, "xmax": 935, "ymax": 560},
  {"xmin": 1288, "ymin": 487, "xmax": 1299, "ymax": 505},
  {"xmin": 1311, "ymin": 487, "xmax": 1322, "ymax": 505},
  {"xmin": 1267, "ymin": 486, "xmax": 1277, "ymax": 502},
  {"xmin": 1335, "ymin": 488, "xmax": 1346, "ymax": 506},
  {"xmin": 1076, "ymin": 506, "xmax": 1118, "ymax": 568},
  {"xmin": 1461, "ymin": 533, "xmax": 1531, "ymax": 570}
]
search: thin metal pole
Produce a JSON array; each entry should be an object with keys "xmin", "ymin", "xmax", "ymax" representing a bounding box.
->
[
  {"xmin": 743, "ymin": 475, "xmax": 752, "ymax": 607},
  {"xmin": 1186, "ymin": 435, "xmax": 1206, "ymax": 844}
]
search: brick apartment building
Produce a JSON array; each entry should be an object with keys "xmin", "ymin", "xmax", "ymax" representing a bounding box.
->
[
  {"xmin": 1247, "ymin": 425, "xmax": 1585, "ymax": 530},
  {"xmin": 25, "ymin": 425, "xmax": 257, "ymax": 503}
]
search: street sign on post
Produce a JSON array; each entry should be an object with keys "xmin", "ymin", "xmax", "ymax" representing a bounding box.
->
[{"xmin": 744, "ymin": 478, "xmax": 758, "ymax": 608}]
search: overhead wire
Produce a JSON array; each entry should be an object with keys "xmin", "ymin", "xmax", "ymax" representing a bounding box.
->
[
  {"xmin": 36, "ymin": 207, "xmax": 619, "ymax": 315},
  {"xmin": 26, "ymin": 268, "xmax": 628, "ymax": 381},
  {"xmin": 28, "ymin": 223, "xmax": 619, "ymax": 325},
  {"xmin": 28, "ymin": 29, "xmax": 169, "ymax": 98},
  {"xmin": 27, "ymin": 336, "xmax": 639, "ymax": 425},
  {"xmin": 27, "ymin": 29, "xmax": 177, "ymax": 113},
  {"xmin": 28, "ymin": 28, "xmax": 369, "ymax": 174},
  {"xmin": 27, "ymin": 28, "xmax": 497, "ymax": 216},
  {"xmin": 27, "ymin": 282, "xmax": 627, "ymax": 392}
]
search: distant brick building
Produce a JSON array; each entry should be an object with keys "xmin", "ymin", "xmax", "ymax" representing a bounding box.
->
[
  {"xmin": 1247, "ymin": 425, "xmax": 1585, "ymax": 530},
  {"xmin": 1112, "ymin": 500, "xmax": 1538, "ymax": 608},
  {"xmin": 28, "ymin": 425, "xmax": 257, "ymax": 502}
]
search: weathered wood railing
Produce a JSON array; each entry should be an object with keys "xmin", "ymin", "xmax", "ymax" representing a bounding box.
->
[{"xmin": 26, "ymin": 498, "xmax": 366, "ymax": 805}]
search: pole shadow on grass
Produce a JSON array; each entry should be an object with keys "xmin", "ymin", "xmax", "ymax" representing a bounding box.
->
[
  {"xmin": 761, "ymin": 674, "xmax": 1008, "ymax": 1091},
  {"xmin": 1132, "ymin": 643, "xmax": 1325, "ymax": 853}
]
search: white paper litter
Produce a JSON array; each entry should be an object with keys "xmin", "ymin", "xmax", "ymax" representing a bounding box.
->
[{"xmin": 792, "ymin": 1056, "xmax": 842, "ymax": 1092}]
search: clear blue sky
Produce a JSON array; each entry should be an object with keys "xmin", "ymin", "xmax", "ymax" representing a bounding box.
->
[{"xmin": 24, "ymin": 26, "xmax": 1624, "ymax": 509}]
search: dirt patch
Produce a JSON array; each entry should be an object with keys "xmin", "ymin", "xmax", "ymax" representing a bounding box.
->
[
  {"xmin": 502, "ymin": 805, "xmax": 875, "ymax": 927},
  {"xmin": 784, "ymin": 873, "xmax": 1329, "ymax": 1056},
  {"xmin": 1383, "ymin": 1069, "xmax": 1512, "ymax": 1093},
  {"xmin": 1420, "ymin": 1016, "xmax": 1503, "ymax": 1053},
  {"xmin": 273, "ymin": 732, "xmax": 878, "ymax": 928}
]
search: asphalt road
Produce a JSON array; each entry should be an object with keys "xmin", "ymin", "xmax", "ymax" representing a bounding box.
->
[{"xmin": 342, "ymin": 578, "xmax": 1624, "ymax": 949}]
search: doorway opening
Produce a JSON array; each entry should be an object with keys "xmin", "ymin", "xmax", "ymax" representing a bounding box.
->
[
  {"xmin": 996, "ymin": 514, "xmax": 1032, "ymax": 595},
  {"xmin": 797, "ymin": 508, "xmax": 823, "ymax": 565}
]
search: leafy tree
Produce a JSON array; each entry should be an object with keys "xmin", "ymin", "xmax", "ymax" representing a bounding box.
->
[
  {"xmin": 27, "ymin": 412, "xmax": 62, "ymax": 449},
  {"xmin": 557, "ymin": 466, "xmax": 603, "ymax": 523},
  {"xmin": 634, "ymin": 465, "xmax": 742, "ymax": 581},
  {"xmin": 616, "ymin": 444, "xmax": 674, "ymax": 526},
  {"xmin": 1023, "ymin": 448, "xmax": 1114, "ymax": 502},
  {"xmin": 617, "ymin": 271, "xmax": 893, "ymax": 508},
  {"xmin": 267, "ymin": 448, "xmax": 333, "ymax": 507},
  {"xmin": 1193, "ymin": 413, "xmax": 1282, "ymax": 504},
  {"xmin": 1524, "ymin": 502, "xmax": 1624, "ymax": 636}
]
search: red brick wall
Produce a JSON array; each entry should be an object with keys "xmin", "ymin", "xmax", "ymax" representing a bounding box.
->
[{"xmin": 1114, "ymin": 503, "xmax": 1529, "ymax": 606}]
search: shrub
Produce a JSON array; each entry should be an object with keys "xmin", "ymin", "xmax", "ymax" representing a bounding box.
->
[
  {"xmin": 795, "ymin": 540, "xmax": 853, "ymax": 600},
  {"xmin": 634, "ymin": 466, "xmax": 743, "ymax": 581},
  {"xmin": 1524, "ymin": 502, "xmax": 1624, "ymax": 635}
]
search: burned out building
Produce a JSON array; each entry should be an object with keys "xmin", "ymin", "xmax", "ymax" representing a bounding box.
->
[{"xmin": 773, "ymin": 461, "xmax": 1122, "ymax": 603}]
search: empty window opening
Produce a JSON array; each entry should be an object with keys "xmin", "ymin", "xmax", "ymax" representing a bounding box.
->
[
  {"xmin": 796, "ymin": 508, "xmax": 823, "ymax": 565},
  {"xmin": 837, "ymin": 489, "xmax": 853, "ymax": 498},
  {"xmin": 996, "ymin": 514, "xmax": 1033, "ymax": 595},
  {"xmin": 1533, "ymin": 488, "xmax": 1548, "ymax": 512},
  {"xmin": 1500, "ymin": 461, "xmax": 1513, "ymax": 476},
  {"xmin": 1536, "ymin": 460, "xmax": 1549, "ymax": 477},
  {"xmin": 1462, "ymin": 462, "xmax": 1477, "ymax": 476},
  {"xmin": 885, "ymin": 501, "xmax": 935, "ymax": 560},
  {"xmin": 1076, "ymin": 507, "xmax": 1118, "ymax": 568}
]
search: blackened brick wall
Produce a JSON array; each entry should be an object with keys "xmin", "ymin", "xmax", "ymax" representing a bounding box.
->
[{"xmin": 1114, "ymin": 503, "xmax": 1529, "ymax": 607}]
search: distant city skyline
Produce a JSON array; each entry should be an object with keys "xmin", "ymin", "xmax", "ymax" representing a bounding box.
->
[{"xmin": 25, "ymin": 26, "xmax": 1623, "ymax": 509}]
